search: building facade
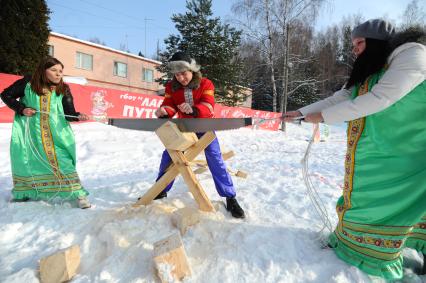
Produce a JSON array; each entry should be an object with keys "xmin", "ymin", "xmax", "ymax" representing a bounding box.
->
[
  {"xmin": 48, "ymin": 32, "xmax": 251, "ymax": 107},
  {"xmin": 48, "ymin": 32, "xmax": 163, "ymax": 95}
]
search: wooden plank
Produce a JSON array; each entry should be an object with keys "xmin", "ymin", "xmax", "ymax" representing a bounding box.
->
[
  {"xmin": 227, "ymin": 168, "xmax": 248, "ymax": 178},
  {"xmin": 222, "ymin": 150, "xmax": 235, "ymax": 161},
  {"xmin": 190, "ymin": 160, "xmax": 207, "ymax": 166},
  {"xmin": 193, "ymin": 167, "xmax": 208, "ymax": 174},
  {"xmin": 191, "ymin": 150, "xmax": 234, "ymax": 168},
  {"xmin": 133, "ymin": 132, "xmax": 216, "ymax": 208},
  {"xmin": 235, "ymin": 170, "xmax": 248, "ymax": 178},
  {"xmin": 168, "ymin": 150, "xmax": 215, "ymax": 212},
  {"xmin": 133, "ymin": 167, "xmax": 180, "ymax": 207},
  {"xmin": 184, "ymin": 132, "xmax": 216, "ymax": 160},
  {"xmin": 162, "ymin": 132, "xmax": 214, "ymax": 173}
]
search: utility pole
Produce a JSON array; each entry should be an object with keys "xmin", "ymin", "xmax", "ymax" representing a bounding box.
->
[
  {"xmin": 156, "ymin": 39, "xmax": 160, "ymax": 60},
  {"xmin": 144, "ymin": 17, "xmax": 154, "ymax": 57}
]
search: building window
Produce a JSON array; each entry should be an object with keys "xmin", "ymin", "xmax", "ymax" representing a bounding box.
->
[
  {"xmin": 142, "ymin": 68, "xmax": 154, "ymax": 82},
  {"xmin": 113, "ymin": 61, "xmax": 127, "ymax": 77},
  {"xmin": 76, "ymin": 52, "xmax": 93, "ymax": 70},
  {"xmin": 48, "ymin": 45, "xmax": 54, "ymax": 56}
]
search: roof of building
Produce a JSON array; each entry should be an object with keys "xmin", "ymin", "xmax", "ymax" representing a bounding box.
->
[{"xmin": 50, "ymin": 32, "xmax": 162, "ymax": 65}]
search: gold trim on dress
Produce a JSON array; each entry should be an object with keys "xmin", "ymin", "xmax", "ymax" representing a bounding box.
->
[
  {"xmin": 337, "ymin": 82, "xmax": 369, "ymax": 231},
  {"xmin": 335, "ymin": 231, "xmax": 401, "ymax": 261},
  {"xmin": 39, "ymin": 91, "xmax": 61, "ymax": 177}
]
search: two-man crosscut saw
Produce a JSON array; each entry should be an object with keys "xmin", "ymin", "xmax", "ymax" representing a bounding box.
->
[
  {"xmin": 108, "ymin": 117, "xmax": 253, "ymax": 132},
  {"xmin": 108, "ymin": 116, "xmax": 305, "ymax": 132}
]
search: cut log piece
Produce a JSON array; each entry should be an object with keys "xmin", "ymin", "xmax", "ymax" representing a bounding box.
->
[
  {"xmin": 172, "ymin": 207, "xmax": 201, "ymax": 235},
  {"xmin": 39, "ymin": 245, "xmax": 80, "ymax": 283},
  {"xmin": 153, "ymin": 233, "xmax": 191, "ymax": 282}
]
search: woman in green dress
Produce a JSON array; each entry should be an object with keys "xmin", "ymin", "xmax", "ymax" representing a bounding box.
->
[
  {"xmin": 0, "ymin": 56, "xmax": 91, "ymax": 209},
  {"xmin": 285, "ymin": 20, "xmax": 425, "ymax": 279}
]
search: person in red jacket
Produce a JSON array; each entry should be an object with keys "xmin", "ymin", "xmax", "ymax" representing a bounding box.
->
[{"xmin": 153, "ymin": 52, "xmax": 245, "ymax": 218}]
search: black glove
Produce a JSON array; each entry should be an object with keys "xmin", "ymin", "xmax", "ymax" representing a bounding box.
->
[{"xmin": 191, "ymin": 106, "xmax": 199, "ymax": 117}]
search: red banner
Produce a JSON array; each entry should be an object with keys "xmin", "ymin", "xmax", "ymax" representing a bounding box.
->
[
  {"xmin": 0, "ymin": 74, "xmax": 22, "ymax": 122},
  {"xmin": 0, "ymin": 73, "xmax": 281, "ymax": 130}
]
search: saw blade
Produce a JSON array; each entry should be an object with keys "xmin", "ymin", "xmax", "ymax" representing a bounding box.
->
[{"xmin": 108, "ymin": 118, "xmax": 252, "ymax": 132}]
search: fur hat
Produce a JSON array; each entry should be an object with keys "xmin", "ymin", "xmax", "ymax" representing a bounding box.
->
[
  {"xmin": 167, "ymin": 52, "xmax": 200, "ymax": 74},
  {"xmin": 352, "ymin": 19, "xmax": 395, "ymax": 41}
]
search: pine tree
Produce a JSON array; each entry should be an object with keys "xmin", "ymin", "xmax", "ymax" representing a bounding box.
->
[
  {"xmin": 0, "ymin": 0, "xmax": 50, "ymax": 75},
  {"xmin": 157, "ymin": 0, "xmax": 247, "ymax": 106},
  {"xmin": 340, "ymin": 25, "xmax": 354, "ymax": 78}
]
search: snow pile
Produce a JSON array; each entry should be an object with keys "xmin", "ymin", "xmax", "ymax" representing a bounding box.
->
[{"xmin": 0, "ymin": 122, "xmax": 423, "ymax": 283}]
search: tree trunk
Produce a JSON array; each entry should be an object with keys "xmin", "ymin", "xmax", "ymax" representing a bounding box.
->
[
  {"xmin": 264, "ymin": 0, "xmax": 278, "ymax": 112},
  {"xmin": 280, "ymin": 24, "xmax": 290, "ymax": 131}
]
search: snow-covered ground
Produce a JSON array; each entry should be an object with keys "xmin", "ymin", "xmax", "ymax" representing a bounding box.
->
[{"xmin": 0, "ymin": 122, "xmax": 424, "ymax": 283}]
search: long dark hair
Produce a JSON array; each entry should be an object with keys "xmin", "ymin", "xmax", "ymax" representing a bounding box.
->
[
  {"xmin": 30, "ymin": 56, "xmax": 67, "ymax": 96},
  {"xmin": 345, "ymin": 38, "xmax": 391, "ymax": 89},
  {"xmin": 389, "ymin": 26, "xmax": 426, "ymax": 50}
]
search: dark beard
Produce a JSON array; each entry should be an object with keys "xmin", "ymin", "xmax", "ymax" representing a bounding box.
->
[{"xmin": 345, "ymin": 38, "xmax": 390, "ymax": 89}]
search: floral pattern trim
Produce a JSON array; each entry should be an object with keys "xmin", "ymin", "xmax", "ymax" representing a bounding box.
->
[
  {"xmin": 409, "ymin": 221, "xmax": 426, "ymax": 240},
  {"xmin": 415, "ymin": 222, "xmax": 426, "ymax": 230},
  {"xmin": 39, "ymin": 91, "xmax": 61, "ymax": 178},
  {"xmin": 341, "ymin": 227, "xmax": 404, "ymax": 249},
  {"xmin": 13, "ymin": 172, "xmax": 81, "ymax": 192},
  {"xmin": 12, "ymin": 172, "xmax": 79, "ymax": 181},
  {"xmin": 337, "ymin": 82, "xmax": 369, "ymax": 231},
  {"xmin": 335, "ymin": 231, "xmax": 401, "ymax": 261}
]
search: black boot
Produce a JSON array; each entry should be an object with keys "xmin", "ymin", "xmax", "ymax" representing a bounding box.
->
[
  {"xmin": 11, "ymin": 197, "xmax": 30, "ymax": 202},
  {"xmin": 421, "ymin": 253, "xmax": 426, "ymax": 275},
  {"xmin": 226, "ymin": 197, "xmax": 245, "ymax": 219},
  {"xmin": 137, "ymin": 191, "xmax": 167, "ymax": 201},
  {"xmin": 154, "ymin": 191, "xmax": 167, "ymax": 200}
]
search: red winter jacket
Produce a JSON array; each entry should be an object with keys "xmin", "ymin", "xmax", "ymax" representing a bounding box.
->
[{"xmin": 161, "ymin": 77, "xmax": 215, "ymax": 118}]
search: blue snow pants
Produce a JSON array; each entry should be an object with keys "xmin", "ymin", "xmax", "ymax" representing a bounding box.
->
[{"xmin": 155, "ymin": 133, "xmax": 236, "ymax": 198}]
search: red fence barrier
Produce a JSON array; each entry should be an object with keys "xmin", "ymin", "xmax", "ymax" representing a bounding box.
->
[{"xmin": 0, "ymin": 73, "xmax": 282, "ymax": 130}]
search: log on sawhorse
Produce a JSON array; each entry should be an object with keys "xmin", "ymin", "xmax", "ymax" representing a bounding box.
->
[{"xmin": 133, "ymin": 121, "xmax": 216, "ymax": 212}]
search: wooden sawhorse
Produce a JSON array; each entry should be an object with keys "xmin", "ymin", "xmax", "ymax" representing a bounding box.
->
[{"xmin": 133, "ymin": 121, "xmax": 216, "ymax": 212}]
